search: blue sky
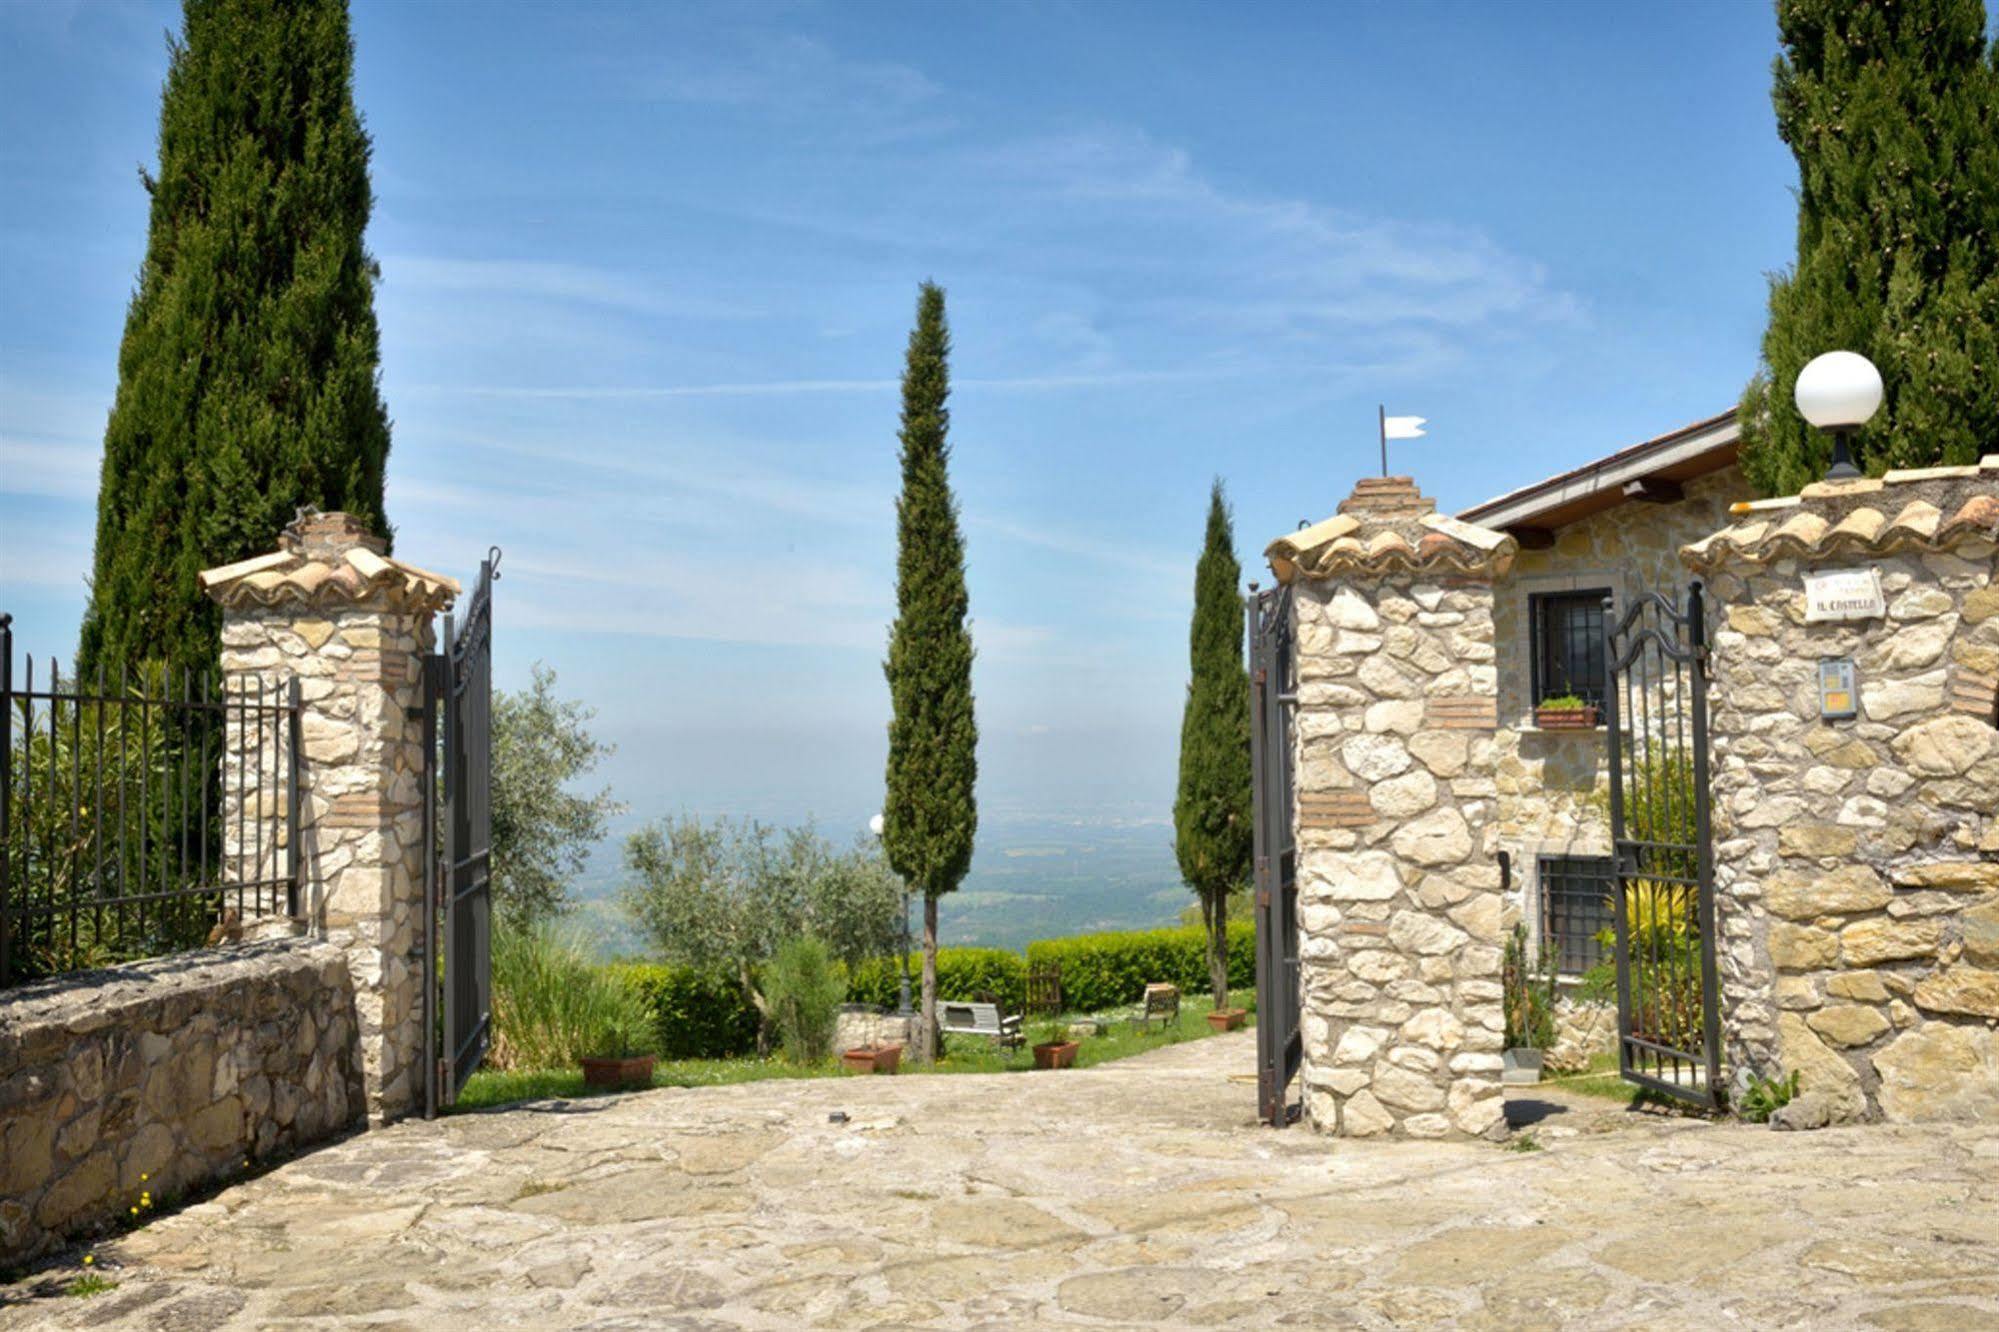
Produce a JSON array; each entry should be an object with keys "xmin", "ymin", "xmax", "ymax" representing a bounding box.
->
[{"xmin": 2, "ymin": 0, "xmax": 1801, "ymax": 837}]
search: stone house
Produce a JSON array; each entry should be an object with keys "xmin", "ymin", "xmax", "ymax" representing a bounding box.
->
[
  {"xmin": 1261, "ymin": 406, "xmax": 1999, "ymax": 1139},
  {"xmin": 1463, "ymin": 411, "xmax": 1744, "ymax": 1049}
]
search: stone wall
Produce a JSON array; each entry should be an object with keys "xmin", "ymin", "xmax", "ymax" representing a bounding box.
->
[
  {"xmin": 1267, "ymin": 478, "xmax": 1515, "ymax": 1139},
  {"xmin": 0, "ymin": 940, "xmax": 362, "ymax": 1267},
  {"xmin": 833, "ymin": 1007, "xmax": 915, "ymax": 1053},
  {"xmin": 1687, "ymin": 463, "xmax": 1999, "ymax": 1122}
]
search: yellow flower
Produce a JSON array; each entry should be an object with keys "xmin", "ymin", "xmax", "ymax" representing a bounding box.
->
[
  {"xmin": 82, "ymin": 1255, "xmax": 94, "ymax": 1266},
  {"xmin": 129, "ymin": 1207, "xmax": 138, "ymax": 1216},
  {"xmin": 139, "ymin": 1173, "xmax": 149, "ymax": 1182}
]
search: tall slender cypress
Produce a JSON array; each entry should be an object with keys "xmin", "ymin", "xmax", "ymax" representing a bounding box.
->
[
  {"xmin": 79, "ymin": 0, "xmax": 393, "ymax": 681},
  {"xmin": 882, "ymin": 282, "xmax": 978, "ymax": 1063},
  {"xmin": 1173, "ymin": 480, "xmax": 1252, "ymax": 1009},
  {"xmin": 1739, "ymin": 0, "xmax": 1999, "ymax": 495}
]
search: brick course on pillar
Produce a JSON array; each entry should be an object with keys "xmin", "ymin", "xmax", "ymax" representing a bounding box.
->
[
  {"xmin": 1266, "ymin": 478, "xmax": 1518, "ymax": 1139},
  {"xmin": 201, "ymin": 512, "xmax": 459, "ymax": 1122}
]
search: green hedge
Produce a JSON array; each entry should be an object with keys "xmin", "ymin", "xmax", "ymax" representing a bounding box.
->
[
  {"xmin": 611, "ymin": 924, "xmax": 1256, "ymax": 1060},
  {"xmin": 847, "ymin": 947, "xmax": 1026, "ymax": 1014},
  {"xmin": 614, "ymin": 963, "xmax": 760, "ymax": 1059},
  {"xmin": 1026, "ymin": 922, "xmax": 1254, "ymax": 1013}
]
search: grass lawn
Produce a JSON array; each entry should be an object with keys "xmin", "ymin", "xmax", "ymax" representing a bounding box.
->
[
  {"xmin": 1544, "ymin": 1051, "xmax": 1639, "ymax": 1103},
  {"xmin": 452, "ymin": 989, "xmax": 1256, "ymax": 1113}
]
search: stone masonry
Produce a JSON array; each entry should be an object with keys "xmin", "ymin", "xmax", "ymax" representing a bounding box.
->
[
  {"xmin": 1265, "ymin": 477, "xmax": 1518, "ymax": 1139},
  {"xmin": 0, "ymin": 940, "xmax": 361, "ymax": 1267},
  {"xmin": 200, "ymin": 512, "xmax": 459, "ymax": 1123},
  {"xmin": 1686, "ymin": 461, "xmax": 1999, "ymax": 1122}
]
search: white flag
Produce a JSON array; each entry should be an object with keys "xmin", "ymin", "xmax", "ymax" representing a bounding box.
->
[{"xmin": 1383, "ymin": 415, "xmax": 1427, "ymax": 440}]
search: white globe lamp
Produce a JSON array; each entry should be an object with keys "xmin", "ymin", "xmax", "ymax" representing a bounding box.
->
[
  {"xmin": 868, "ymin": 812, "xmax": 885, "ymax": 838},
  {"xmin": 1794, "ymin": 351, "xmax": 1883, "ymax": 479}
]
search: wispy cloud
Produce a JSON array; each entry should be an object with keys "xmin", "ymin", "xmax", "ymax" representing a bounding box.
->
[
  {"xmin": 381, "ymin": 255, "xmax": 752, "ymax": 322},
  {"xmin": 0, "ymin": 433, "xmax": 97, "ymax": 500},
  {"xmin": 971, "ymin": 126, "xmax": 1584, "ymax": 340},
  {"xmin": 406, "ymin": 366, "xmax": 1238, "ymax": 402},
  {"xmin": 637, "ymin": 31, "xmax": 946, "ymax": 142}
]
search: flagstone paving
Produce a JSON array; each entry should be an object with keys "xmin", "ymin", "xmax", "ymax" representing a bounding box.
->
[{"xmin": 4, "ymin": 1032, "xmax": 1998, "ymax": 1329}]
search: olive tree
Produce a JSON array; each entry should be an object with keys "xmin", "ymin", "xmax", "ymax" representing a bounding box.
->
[{"xmin": 619, "ymin": 816, "xmax": 903, "ymax": 1041}]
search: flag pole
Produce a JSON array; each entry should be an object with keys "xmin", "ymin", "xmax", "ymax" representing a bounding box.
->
[{"xmin": 1378, "ymin": 404, "xmax": 1387, "ymax": 478}]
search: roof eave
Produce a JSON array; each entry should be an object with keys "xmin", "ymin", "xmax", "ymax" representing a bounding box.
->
[{"xmin": 1458, "ymin": 411, "xmax": 1740, "ymax": 532}]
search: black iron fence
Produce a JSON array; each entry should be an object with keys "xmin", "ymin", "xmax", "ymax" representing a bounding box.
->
[{"xmin": 1, "ymin": 614, "xmax": 300, "ymax": 989}]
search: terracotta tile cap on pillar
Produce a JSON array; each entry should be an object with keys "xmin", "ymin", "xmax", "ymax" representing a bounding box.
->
[
  {"xmin": 1265, "ymin": 476, "xmax": 1517, "ymax": 584},
  {"xmin": 1682, "ymin": 454, "xmax": 1999, "ymax": 572},
  {"xmin": 198, "ymin": 508, "xmax": 461, "ymax": 613}
]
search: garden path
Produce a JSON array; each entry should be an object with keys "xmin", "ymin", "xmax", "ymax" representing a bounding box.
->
[{"xmin": 4, "ymin": 1032, "xmax": 1998, "ymax": 1329}]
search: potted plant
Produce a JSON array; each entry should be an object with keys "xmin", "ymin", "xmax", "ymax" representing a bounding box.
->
[
  {"xmin": 841, "ymin": 1042, "xmax": 904, "ymax": 1074},
  {"xmin": 580, "ymin": 976, "xmax": 657, "ymax": 1089},
  {"xmin": 1032, "ymin": 1020, "xmax": 1080, "ymax": 1070},
  {"xmin": 1502, "ymin": 924, "xmax": 1558, "ymax": 1086},
  {"xmin": 1534, "ymin": 693, "xmax": 1600, "ymax": 730},
  {"xmin": 1206, "ymin": 1004, "xmax": 1248, "ymax": 1032}
]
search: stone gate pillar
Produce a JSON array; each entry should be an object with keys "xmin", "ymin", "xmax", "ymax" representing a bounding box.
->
[
  {"xmin": 1685, "ymin": 463, "xmax": 1999, "ymax": 1123},
  {"xmin": 201, "ymin": 511, "xmax": 459, "ymax": 1122},
  {"xmin": 1265, "ymin": 477, "xmax": 1517, "ymax": 1139}
]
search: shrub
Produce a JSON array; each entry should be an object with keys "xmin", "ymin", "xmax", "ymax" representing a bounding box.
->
[
  {"xmin": 492, "ymin": 923, "xmax": 655, "ymax": 1070},
  {"xmin": 1503, "ymin": 924, "xmax": 1558, "ymax": 1051},
  {"xmin": 847, "ymin": 948, "xmax": 1027, "ymax": 1013},
  {"xmin": 616, "ymin": 963, "xmax": 761, "ymax": 1059},
  {"xmin": 763, "ymin": 936, "xmax": 846, "ymax": 1063},
  {"xmin": 1026, "ymin": 922, "xmax": 1253, "ymax": 1013},
  {"xmin": 1740, "ymin": 1069, "xmax": 1800, "ymax": 1124}
]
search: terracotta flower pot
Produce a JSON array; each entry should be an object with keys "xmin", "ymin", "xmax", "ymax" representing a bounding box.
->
[
  {"xmin": 580, "ymin": 1054, "xmax": 656, "ymax": 1089},
  {"xmin": 1206, "ymin": 1008, "xmax": 1248, "ymax": 1032},
  {"xmin": 1032, "ymin": 1041, "xmax": 1079, "ymax": 1070},
  {"xmin": 1534, "ymin": 705, "xmax": 1600, "ymax": 730},
  {"xmin": 842, "ymin": 1043, "xmax": 903, "ymax": 1074}
]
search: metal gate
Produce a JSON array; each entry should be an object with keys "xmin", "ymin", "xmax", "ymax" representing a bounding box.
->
[
  {"xmin": 1247, "ymin": 582, "xmax": 1301, "ymax": 1126},
  {"xmin": 1604, "ymin": 582, "xmax": 1721, "ymax": 1108},
  {"xmin": 425, "ymin": 549, "xmax": 498, "ymax": 1115}
]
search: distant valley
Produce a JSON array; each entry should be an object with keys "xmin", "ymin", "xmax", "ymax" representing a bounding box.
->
[{"xmin": 566, "ymin": 815, "xmax": 1191, "ymax": 957}]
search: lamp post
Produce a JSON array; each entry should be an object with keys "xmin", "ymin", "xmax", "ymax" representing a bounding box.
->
[
  {"xmin": 1794, "ymin": 350, "xmax": 1884, "ymax": 481},
  {"xmin": 870, "ymin": 812, "xmax": 912, "ymax": 1017}
]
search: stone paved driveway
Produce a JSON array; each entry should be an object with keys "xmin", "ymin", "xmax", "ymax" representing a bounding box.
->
[{"xmin": 4, "ymin": 1032, "xmax": 1998, "ymax": 1330}]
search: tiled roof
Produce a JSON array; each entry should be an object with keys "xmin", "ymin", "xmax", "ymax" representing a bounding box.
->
[
  {"xmin": 199, "ymin": 511, "xmax": 460, "ymax": 613},
  {"xmin": 1681, "ymin": 459, "xmax": 1999, "ymax": 572},
  {"xmin": 1267, "ymin": 477, "xmax": 1516, "ymax": 584}
]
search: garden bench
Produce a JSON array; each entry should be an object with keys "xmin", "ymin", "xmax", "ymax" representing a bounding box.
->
[
  {"xmin": 1129, "ymin": 983, "xmax": 1180, "ymax": 1033},
  {"xmin": 939, "ymin": 1000, "xmax": 1023, "ymax": 1049}
]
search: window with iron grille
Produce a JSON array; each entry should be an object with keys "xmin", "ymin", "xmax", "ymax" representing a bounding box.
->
[
  {"xmin": 1539, "ymin": 854, "xmax": 1615, "ymax": 975},
  {"xmin": 1530, "ymin": 588, "xmax": 1612, "ymax": 707}
]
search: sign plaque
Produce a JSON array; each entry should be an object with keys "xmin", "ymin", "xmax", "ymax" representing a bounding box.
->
[
  {"xmin": 1803, "ymin": 567, "xmax": 1885, "ymax": 623},
  {"xmin": 1819, "ymin": 659, "xmax": 1858, "ymax": 720}
]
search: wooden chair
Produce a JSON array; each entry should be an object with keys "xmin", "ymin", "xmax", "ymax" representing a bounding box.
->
[
  {"xmin": 1026, "ymin": 963, "xmax": 1063, "ymax": 1019},
  {"xmin": 1129, "ymin": 982, "xmax": 1180, "ymax": 1033}
]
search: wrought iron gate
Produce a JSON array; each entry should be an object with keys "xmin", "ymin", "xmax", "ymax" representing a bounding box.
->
[
  {"xmin": 1604, "ymin": 582, "xmax": 1721, "ymax": 1108},
  {"xmin": 1248, "ymin": 582, "xmax": 1301, "ymax": 1126},
  {"xmin": 425, "ymin": 549, "xmax": 498, "ymax": 1115}
]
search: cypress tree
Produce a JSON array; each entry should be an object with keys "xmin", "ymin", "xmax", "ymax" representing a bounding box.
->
[
  {"xmin": 882, "ymin": 281, "xmax": 978, "ymax": 1064},
  {"xmin": 1739, "ymin": 0, "xmax": 1999, "ymax": 496},
  {"xmin": 79, "ymin": 0, "xmax": 393, "ymax": 682},
  {"xmin": 1173, "ymin": 480, "xmax": 1253, "ymax": 1010}
]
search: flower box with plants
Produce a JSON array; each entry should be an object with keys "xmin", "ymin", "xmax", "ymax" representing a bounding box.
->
[
  {"xmin": 580, "ymin": 977, "xmax": 659, "ymax": 1089},
  {"xmin": 1032, "ymin": 1021, "xmax": 1080, "ymax": 1070},
  {"xmin": 1206, "ymin": 1006, "xmax": 1247, "ymax": 1032},
  {"xmin": 1534, "ymin": 694, "xmax": 1600, "ymax": 730},
  {"xmin": 1502, "ymin": 924, "xmax": 1558, "ymax": 1085},
  {"xmin": 841, "ymin": 1043, "xmax": 903, "ymax": 1074}
]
